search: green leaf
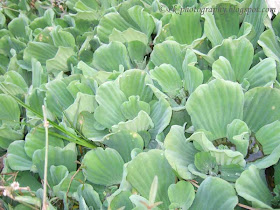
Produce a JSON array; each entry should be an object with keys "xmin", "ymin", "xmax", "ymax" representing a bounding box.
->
[
  {"xmin": 103, "ymin": 130, "xmax": 144, "ymax": 162},
  {"xmin": 190, "ymin": 177, "xmax": 238, "ymax": 210},
  {"xmin": 242, "ymin": 58, "xmax": 276, "ymax": 89},
  {"xmin": 244, "ymin": 87, "xmax": 280, "ymax": 132},
  {"xmin": 164, "ymin": 125, "xmax": 198, "ymax": 179},
  {"xmin": 209, "ymin": 37, "xmax": 254, "ymax": 81},
  {"xmin": 92, "ymin": 41, "xmax": 132, "ymax": 72},
  {"xmin": 163, "ymin": 12, "xmax": 202, "ymax": 44},
  {"xmin": 241, "ymin": 0, "xmax": 267, "ymax": 46},
  {"xmin": 46, "ymin": 79, "xmax": 75, "ymax": 119},
  {"xmin": 149, "ymin": 98, "xmax": 172, "ymax": 139},
  {"xmin": 258, "ymin": 29, "xmax": 280, "ymax": 63},
  {"xmin": 188, "ymin": 132, "xmax": 246, "ymax": 167},
  {"xmin": 33, "ymin": 144, "xmax": 77, "ymax": 187},
  {"xmin": 150, "ymin": 64, "xmax": 182, "ymax": 95},
  {"xmin": 97, "ymin": 12, "xmax": 132, "ymax": 43},
  {"xmin": 82, "ymin": 148, "xmax": 124, "ymax": 186},
  {"xmin": 183, "ymin": 65, "xmax": 203, "ymax": 94},
  {"xmin": 25, "ymin": 128, "xmax": 64, "ymax": 158},
  {"xmin": 94, "ymin": 81, "xmax": 127, "ymax": 128},
  {"xmin": 256, "ymin": 120, "xmax": 280, "ymax": 155},
  {"xmin": 227, "ymin": 119, "xmax": 250, "ymax": 157},
  {"xmin": 79, "ymin": 111, "xmax": 108, "ymax": 141},
  {"xmin": 236, "ymin": 165, "xmax": 273, "ymax": 209},
  {"xmin": 64, "ymin": 92, "xmax": 97, "ymax": 128},
  {"xmin": 50, "ymin": 26, "xmax": 76, "ymax": 48},
  {"xmin": 119, "ymin": 69, "xmax": 153, "ymax": 103},
  {"xmin": 50, "ymin": 165, "xmax": 69, "ymax": 186},
  {"xmin": 127, "ymin": 6, "xmax": 155, "ymax": 37},
  {"xmin": 112, "ymin": 110, "xmax": 154, "ymax": 133},
  {"xmin": 168, "ymin": 181, "xmax": 195, "ymax": 210},
  {"xmin": 250, "ymin": 144, "xmax": 280, "ymax": 169},
  {"xmin": 120, "ymin": 96, "xmax": 150, "ymax": 120},
  {"xmin": 0, "ymin": 125, "xmax": 23, "ymax": 149},
  {"xmin": 109, "ymin": 28, "xmax": 148, "ymax": 45},
  {"xmin": 150, "ymin": 41, "xmax": 184, "ymax": 78},
  {"xmin": 212, "ymin": 56, "xmax": 236, "ymax": 81},
  {"xmin": 126, "ymin": 149, "xmax": 175, "ymax": 209},
  {"xmin": 46, "ymin": 47, "xmax": 75, "ymax": 74},
  {"xmin": 203, "ymin": 11, "xmax": 223, "ymax": 46},
  {"xmin": 194, "ymin": 151, "xmax": 218, "ymax": 174},
  {"xmin": 53, "ymin": 170, "xmax": 85, "ymax": 197},
  {"xmin": 110, "ymin": 191, "xmax": 133, "ymax": 210},
  {"xmin": 186, "ymin": 79, "xmax": 244, "ymax": 140},
  {"xmin": 8, "ymin": 16, "xmax": 29, "ymax": 39},
  {"xmin": 77, "ymin": 184, "xmax": 102, "ymax": 209},
  {"xmin": 31, "ymin": 58, "xmax": 47, "ymax": 89},
  {"xmin": 7, "ymin": 140, "xmax": 32, "ymax": 171},
  {"xmin": 0, "ymin": 94, "xmax": 20, "ymax": 124},
  {"xmin": 23, "ymin": 42, "xmax": 58, "ymax": 65}
]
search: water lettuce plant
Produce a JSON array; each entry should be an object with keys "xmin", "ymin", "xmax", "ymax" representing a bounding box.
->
[{"xmin": 0, "ymin": 0, "xmax": 280, "ymax": 209}]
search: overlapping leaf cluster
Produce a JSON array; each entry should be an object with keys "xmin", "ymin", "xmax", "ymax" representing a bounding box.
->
[{"xmin": 0, "ymin": 0, "xmax": 280, "ymax": 209}]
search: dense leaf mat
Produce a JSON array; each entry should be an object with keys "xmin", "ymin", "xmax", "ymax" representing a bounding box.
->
[{"xmin": 0, "ymin": 0, "xmax": 280, "ymax": 209}]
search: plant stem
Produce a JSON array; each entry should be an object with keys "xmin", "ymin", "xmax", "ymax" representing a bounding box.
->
[
  {"xmin": 42, "ymin": 105, "xmax": 49, "ymax": 210},
  {"xmin": 237, "ymin": 203, "xmax": 256, "ymax": 210}
]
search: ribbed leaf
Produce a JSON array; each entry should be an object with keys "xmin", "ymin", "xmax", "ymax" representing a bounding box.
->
[
  {"xmin": 82, "ymin": 148, "xmax": 124, "ymax": 186},
  {"xmin": 126, "ymin": 149, "xmax": 175, "ymax": 209},
  {"xmin": 203, "ymin": 11, "xmax": 223, "ymax": 46},
  {"xmin": 150, "ymin": 41, "xmax": 184, "ymax": 78},
  {"xmin": 213, "ymin": 3, "xmax": 239, "ymax": 38},
  {"xmin": 23, "ymin": 42, "xmax": 58, "ymax": 64},
  {"xmin": 24, "ymin": 128, "xmax": 64, "ymax": 158},
  {"xmin": 119, "ymin": 69, "xmax": 153, "ymax": 103},
  {"xmin": 149, "ymin": 98, "xmax": 172, "ymax": 138},
  {"xmin": 46, "ymin": 79, "xmax": 74, "ymax": 119},
  {"xmin": 256, "ymin": 121, "xmax": 280, "ymax": 155},
  {"xmin": 227, "ymin": 119, "xmax": 250, "ymax": 157},
  {"xmin": 33, "ymin": 144, "xmax": 77, "ymax": 187},
  {"xmin": 164, "ymin": 125, "xmax": 198, "ymax": 179},
  {"xmin": 120, "ymin": 96, "xmax": 150, "ymax": 120},
  {"xmin": 92, "ymin": 41, "xmax": 132, "ymax": 72},
  {"xmin": 110, "ymin": 191, "xmax": 133, "ymax": 210},
  {"xmin": 251, "ymin": 144, "xmax": 280, "ymax": 169},
  {"xmin": 97, "ymin": 12, "xmax": 132, "ymax": 43},
  {"xmin": 258, "ymin": 29, "xmax": 280, "ymax": 63},
  {"xmin": 94, "ymin": 81, "xmax": 127, "ymax": 128},
  {"xmin": 7, "ymin": 140, "xmax": 32, "ymax": 171},
  {"xmin": 109, "ymin": 28, "xmax": 148, "ymax": 45},
  {"xmin": 0, "ymin": 94, "xmax": 20, "ymax": 124},
  {"xmin": 127, "ymin": 6, "xmax": 155, "ymax": 37},
  {"xmin": 186, "ymin": 79, "xmax": 244, "ymax": 140},
  {"xmin": 77, "ymin": 184, "xmax": 102, "ymax": 209},
  {"xmin": 188, "ymin": 132, "xmax": 246, "ymax": 167},
  {"xmin": 242, "ymin": 58, "xmax": 276, "ymax": 89},
  {"xmin": 46, "ymin": 47, "xmax": 75, "ymax": 74},
  {"xmin": 241, "ymin": 0, "xmax": 267, "ymax": 46},
  {"xmin": 103, "ymin": 130, "xmax": 144, "ymax": 162},
  {"xmin": 112, "ymin": 110, "xmax": 154, "ymax": 133},
  {"xmin": 168, "ymin": 181, "xmax": 195, "ymax": 210},
  {"xmin": 150, "ymin": 64, "xmax": 182, "ymax": 95},
  {"xmin": 236, "ymin": 165, "xmax": 273, "ymax": 209},
  {"xmin": 183, "ymin": 65, "xmax": 203, "ymax": 94},
  {"xmin": 190, "ymin": 177, "xmax": 238, "ymax": 210},
  {"xmin": 50, "ymin": 165, "xmax": 69, "ymax": 186},
  {"xmin": 244, "ymin": 87, "xmax": 280, "ymax": 132},
  {"xmin": 0, "ymin": 126, "xmax": 23, "ymax": 149},
  {"xmin": 212, "ymin": 56, "xmax": 236, "ymax": 81},
  {"xmin": 64, "ymin": 93, "xmax": 97, "ymax": 128},
  {"xmin": 209, "ymin": 37, "xmax": 254, "ymax": 81},
  {"xmin": 165, "ymin": 12, "xmax": 202, "ymax": 44}
]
